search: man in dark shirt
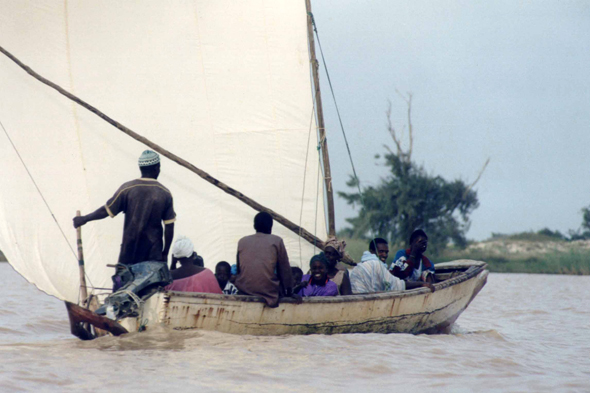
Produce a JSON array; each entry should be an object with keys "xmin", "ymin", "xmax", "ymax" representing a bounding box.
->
[
  {"xmin": 235, "ymin": 212, "xmax": 294, "ymax": 307},
  {"xmin": 73, "ymin": 150, "xmax": 176, "ymax": 265}
]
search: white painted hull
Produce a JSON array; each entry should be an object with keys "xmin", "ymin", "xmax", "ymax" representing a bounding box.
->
[{"xmin": 120, "ymin": 260, "xmax": 488, "ymax": 335}]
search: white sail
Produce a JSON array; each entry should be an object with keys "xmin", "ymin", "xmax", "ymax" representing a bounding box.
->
[{"xmin": 0, "ymin": 1, "xmax": 327, "ymax": 301}]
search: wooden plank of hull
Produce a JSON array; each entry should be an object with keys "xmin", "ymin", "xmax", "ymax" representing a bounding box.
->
[{"xmin": 119, "ymin": 261, "xmax": 488, "ymax": 335}]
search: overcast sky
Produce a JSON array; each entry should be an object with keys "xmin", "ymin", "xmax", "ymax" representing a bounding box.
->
[{"xmin": 310, "ymin": 0, "xmax": 590, "ymax": 240}]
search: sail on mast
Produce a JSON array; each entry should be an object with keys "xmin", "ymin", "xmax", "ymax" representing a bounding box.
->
[{"xmin": 0, "ymin": 1, "xmax": 327, "ymax": 301}]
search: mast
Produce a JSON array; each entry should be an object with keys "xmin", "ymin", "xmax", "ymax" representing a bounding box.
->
[{"xmin": 305, "ymin": 0, "xmax": 336, "ymax": 237}]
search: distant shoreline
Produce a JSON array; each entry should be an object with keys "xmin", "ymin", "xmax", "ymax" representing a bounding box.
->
[{"xmin": 343, "ymin": 237, "xmax": 590, "ymax": 275}]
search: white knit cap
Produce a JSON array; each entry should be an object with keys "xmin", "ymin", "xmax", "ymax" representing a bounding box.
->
[
  {"xmin": 172, "ymin": 236, "xmax": 194, "ymax": 258},
  {"xmin": 138, "ymin": 150, "xmax": 160, "ymax": 167}
]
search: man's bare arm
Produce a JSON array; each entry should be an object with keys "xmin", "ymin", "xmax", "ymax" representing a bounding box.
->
[
  {"xmin": 162, "ymin": 223, "xmax": 174, "ymax": 262},
  {"xmin": 73, "ymin": 206, "xmax": 109, "ymax": 228}
]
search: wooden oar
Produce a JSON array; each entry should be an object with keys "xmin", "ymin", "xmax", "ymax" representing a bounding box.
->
[
  {"xmin": 76, "ymin": 210, "xmax": 88, "ymax": 306},
  {"xmin": 65, "ymin": 301, "xmax": 128, "ymax": 340},
  {"xmin": 0, "ymin": 45, "xmax": 358, "ymax": 263}
]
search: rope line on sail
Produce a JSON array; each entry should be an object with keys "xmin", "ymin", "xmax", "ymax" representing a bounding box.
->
[
  {"xmin": 298, "ymin": 107, "xmax": 317, "ymax": 266},
  {"xmin": 314, "ymin": 151, "xmax": 321, "ymax": 254},
  {"xmin": 0, "ymin": 118, "xmax": 79, "ymax": 262},
  {"xmin": 308, "ymin": 12, "xmax": 365, "ymax": 205}
]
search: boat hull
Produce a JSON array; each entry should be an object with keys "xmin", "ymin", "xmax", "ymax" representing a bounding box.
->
[{"xmin": 120, "ymin": 260, "xmax": 488, "ymax": 335}]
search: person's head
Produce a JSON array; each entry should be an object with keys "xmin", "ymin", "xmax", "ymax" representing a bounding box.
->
[
  {"xmin": 291, "ymin": 266, "xmax": 303, "ymax": 285},
  {"xmin": 171, "ymin": 236, "xmax": 202, "ymax": 266},
  {"xmin": 323, "ymin": 237, "xmax": 346, "ymax": 267},
  {"xmin": 369, "ymin": 238, "xmax": 389, "ymax": 262},
  {"xmin": 309, "ymin": 254, "xmax": 329, "ymax": 284},
  {"xmin": 409, "ymin": 229, "xmax": 428, "ymax": 254},
  {"xmin": 215, "ymin": 261, "xmax": 231, "ymax": 286},
  {"xmin": 172, "ymin": 236, "xmax": 193, "ymax": 259},
  {"xmin": 254, "ymin": 212, "xmax": 273, "ymax": 234},
  {"xmin": 138, "ymin": 150, "xmax": 161, "ymax": 179}
]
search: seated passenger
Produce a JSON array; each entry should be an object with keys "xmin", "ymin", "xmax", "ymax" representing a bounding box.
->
[
  {"xmin": 291, "ymin": 266, "xmax": 308, "ymax": 294},
  {"xmin": 165, "ymin": 238, "xmax": 222, "ymax": 294},
  {"xmin": 170, "ymin": 236, "xmax": 204, "ymax": 270},
  {"xmin": 390, "ymin": 229, "xmax": 435, "ymax": 282},
  {"xmin": 291, "ymin": 266, "xmax": 304, "ymax": 284},
  {"xmin": 322, "ymin": 237, "xmax": 353, "ymax": 295},
  {"xmin": 351, "ymin": 258, "xmax": 434, "ymax": 294},
  {"xmin": 361, "ymin": 237, "xmax": 389, "ymax": 266},
  {"xmin": 216, "ymin": 261, "xmax": 238, "ymax": 295},
  {"xmin": 298, "ymin": 254, "xmax": 338, "ymax": 297},
  {"xmin": 235, "ymin": 212, "xmax": 294, "ymax": 307}
]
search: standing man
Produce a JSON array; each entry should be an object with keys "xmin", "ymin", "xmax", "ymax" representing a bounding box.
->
[
  {"xmin": 73, "ymin": 150, "xmax": 176, "ymax": 266},
  {"xmin": 235, "ymin": 212, "xmax": 294, "ymax": 307}
]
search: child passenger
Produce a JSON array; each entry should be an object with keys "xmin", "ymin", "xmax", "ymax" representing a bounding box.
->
[
  {"xmin": 291, "ymin": 266, "xmax": 308, "ymax": 294},
  {"xmin": 298, "ymin": 254, "xmax": 338, "ymax": 297},
  {"xmin": 216, "ymin": 261, "xmax": 238, "ymax": 295}
]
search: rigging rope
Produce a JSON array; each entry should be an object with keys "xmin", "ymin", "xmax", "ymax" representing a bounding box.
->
[
  {"xmin": 308, "ymin": 12, "xmax": 366, "ymax": 205},
  {"xmin": 0, "ymin": 118, "xmax": 79, "ymax": 261},
  {"xmin": 0, "ymin": 117, "xmax": 98, "ymax": 302},
  {"xmin": 298, "ymin": 107, "xmax": 317, "ymax": 266}
]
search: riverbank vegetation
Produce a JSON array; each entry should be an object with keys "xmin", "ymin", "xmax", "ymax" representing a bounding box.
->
[{"xmin": 342, "ymin": 230, "xmax": 590, "ymax": 275}]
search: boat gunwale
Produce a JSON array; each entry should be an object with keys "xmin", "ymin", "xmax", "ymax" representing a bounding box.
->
[{"xmin": 164, "ymin": 260, "xmax": 488, "ymax": 305}]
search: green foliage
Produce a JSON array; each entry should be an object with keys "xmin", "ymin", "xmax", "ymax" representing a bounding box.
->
[
  {"xmin": 338, "ymin": 151, "xmax": 479, "ymax": 254},
  {"xmin": 491, "ymin": 229, "xmax": 566, "ymax": 242},
  {"xmin": 568, "ymin": 206, "xmax": 590, "ymax": 240},
  {"xmin": 582, "ymin": 206, "xmax": 590, "ymax": 231},
  {"xmin": 536, "ymin": 228, "xmax": 565, "ymax": 240}
]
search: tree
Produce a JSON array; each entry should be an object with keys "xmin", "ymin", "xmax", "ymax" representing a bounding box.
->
[
  {"xmin": 339, "ymin": 94, "xmax": 487, "ymax": 254},
  {"xmin": 568, "ymin": 206, "xmax": 590, "ymax": 240},
  {"xmin": 582, "ymin": 206, "xmax": 590, "ymax": 233}
]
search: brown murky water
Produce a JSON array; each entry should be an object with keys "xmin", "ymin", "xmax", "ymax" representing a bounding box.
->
[{"xmin": 0, "ymin": 264, "xmax": 588, "ymax": 392}]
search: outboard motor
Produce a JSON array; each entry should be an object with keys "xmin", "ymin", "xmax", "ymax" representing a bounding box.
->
[{"xmin": 95, "ymin": 261, "xmax": 172, "ymax": 320}]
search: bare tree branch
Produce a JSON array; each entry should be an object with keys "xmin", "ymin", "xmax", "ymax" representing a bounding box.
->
[
  {"xmin": 462, "ymin": 157, "xmax": 491, "ymax": 199},
  {"xmin": 386, "ymin": 100, "xmax": 404, "ymax": 156},
  {"xmin": 391, "ymin": 90, "xmax": 414, "ymax": 163}
]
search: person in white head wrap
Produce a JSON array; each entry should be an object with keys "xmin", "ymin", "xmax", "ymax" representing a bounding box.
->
[
  {"xmin": 171, "ymin": 236, "xmax": 204, "ymax": 269},
  {"xmin": 73, "ymin": 150, "xmax": 176, "ymax": 273},
  {"xmin": 172, "ymin": 236, "xmax": 194, "ymax": 259},
  {"xmin": 166, "ymin": 237, "xmax": 220, "ymax": 293}
]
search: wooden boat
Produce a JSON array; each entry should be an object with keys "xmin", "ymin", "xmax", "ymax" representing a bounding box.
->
[
  {"xmin": 0, "ymin": 1, "xmax": 488, "ymax": 339},
  {"xmin": 109, "ymin": 260, "xmax": 486, "ymax": 336}
]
